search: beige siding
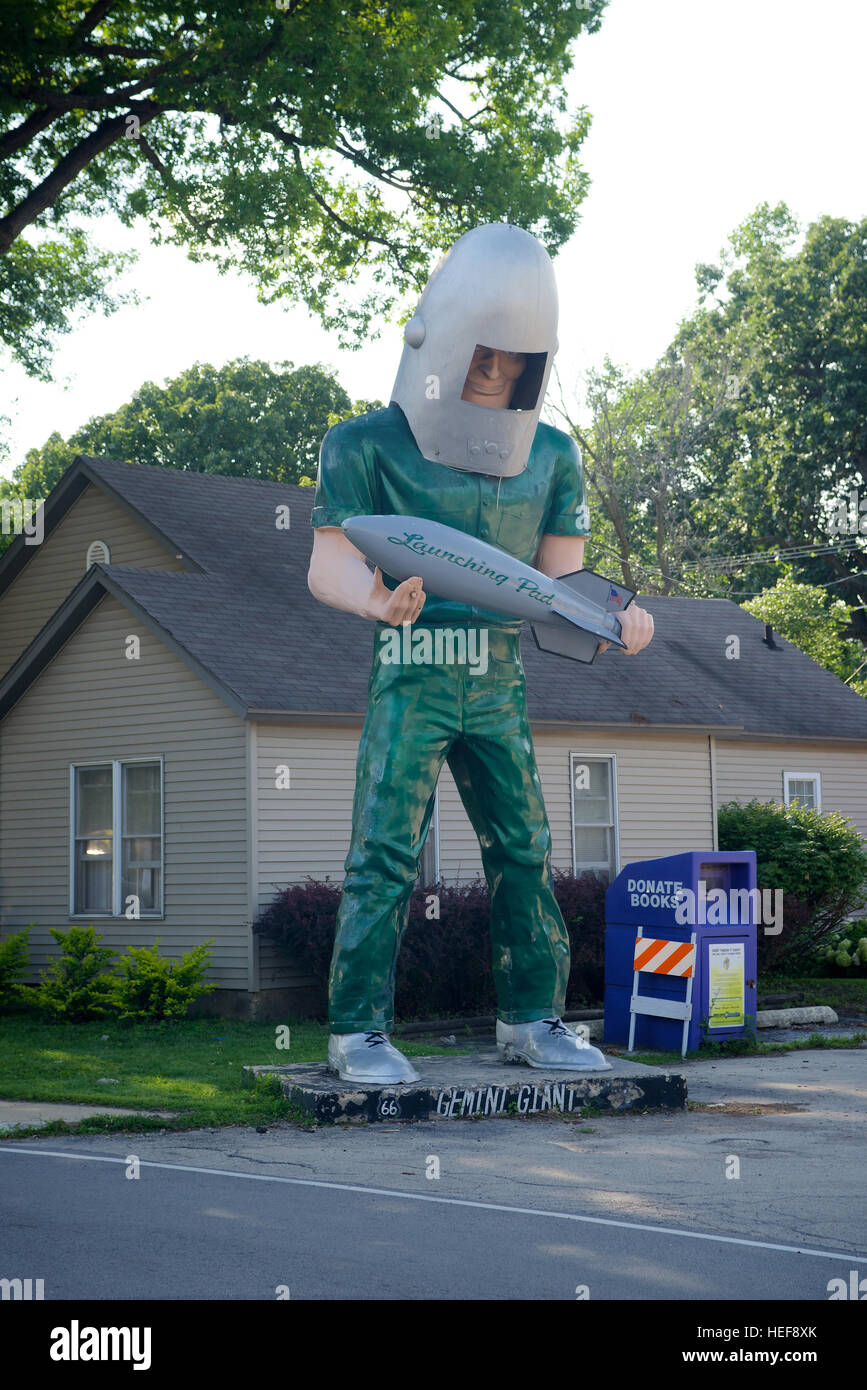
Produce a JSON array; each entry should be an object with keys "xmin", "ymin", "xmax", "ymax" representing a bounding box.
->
[
  {"xmin": 0, "ymin": 482, "xmax": 184, "ymax": 677},
  {"xmin": 0, "ymin": 595, "xmax": 250, "ymax": 989},
  {"xmin": 438, "ymin": 728, "xmax": 715, "ymax": 879},
  {"xmin": 715, "ymin": 738, "xmax": 867, "ymax": 840},
  {"xmin": 254, "ymin": 724, "xmax": 362, "ymax": 985},
  {"xmin": 254, "ymin": 723, "xmax": 716, "ymax": 904}
]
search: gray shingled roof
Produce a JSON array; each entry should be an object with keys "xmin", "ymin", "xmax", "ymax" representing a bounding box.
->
[{"xmin": 6, "ymin": 455, "xmax": 867, "ymax": 737}]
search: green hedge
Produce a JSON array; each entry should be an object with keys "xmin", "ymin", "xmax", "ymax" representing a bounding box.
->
[
  {"xmin": 253, "ymin": 870, "xmax": 608, "ymax": 1019},
  {"xmin": 718, "ymin": 798, "xmax": 867, "ymax": 972}
]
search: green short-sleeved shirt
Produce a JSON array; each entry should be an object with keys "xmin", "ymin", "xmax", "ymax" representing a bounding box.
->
[{"xmin": 311, "ymin": 403, "xmax": 590, "ymax": 627}]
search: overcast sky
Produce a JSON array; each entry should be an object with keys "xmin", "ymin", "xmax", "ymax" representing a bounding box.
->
[{"xmin": 2, "ymin": 0, "xmax": 865, "ymax": 478}]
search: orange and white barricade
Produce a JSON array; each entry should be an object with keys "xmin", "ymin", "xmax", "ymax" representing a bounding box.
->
[{"xmin": 627, "ymin": 927, "xmax": 697, "ymax": 1058}]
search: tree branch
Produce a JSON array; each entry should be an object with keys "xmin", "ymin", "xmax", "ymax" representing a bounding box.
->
[
  {"xmin": 0, "ymin": 103, "xmax": 165, "ymax": 254},
  {"xmin": 5, "ymin": 60, "xmax": 194, "ymax": 112},
  {"xmin": 0, "ymin": 106, "xmax": 59, "ymax": 161},
  {"xmin": 68, "ymin": 0, "xmax": 120, "ymax": 49},
  {"xmin": 332, "ymin": 137, "xmax": 413, "ymax": 191},
  {"xmin": 79, "ymin": 42, "xmax": 162, "ymax": 60},
  {"xmin": 137, "ymin": 134, "xmax": 212, "ymax": 238},
  {"xmin": 286, "ymin": 142, "xmax": 393, "ymax": 251}
]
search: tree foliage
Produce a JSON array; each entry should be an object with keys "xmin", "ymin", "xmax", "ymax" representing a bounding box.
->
[
  {"xmin": 718, "ymin": 798, "xmax": 867, "ymax": 972},
  {"xmin": 3, "ymin": 358, "xmax": 353, "ymax": 529},
  {"xmin": 0, "ymin": 925, "xmax": 30, "ymax": 1012},
  {"xmin": 552, "ymin": 346, "xmax": 739, "ymax": 596},
  {"xmin": 0, "ymin": 0, "xmax": 602, "ymax": 375},
  {"xmin": 676, "ymin": 203, "xmax": 867, "ymax": 639},
  {"xmin": 553, "ymin": 202, "xmax": 867, "ymax": 674},
  {"xmin": 742, "ymin": 569, "xmax": 867, "ymax": 697}
]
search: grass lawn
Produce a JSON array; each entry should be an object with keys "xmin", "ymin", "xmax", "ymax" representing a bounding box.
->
[
  {"xmin": 0, "ymin": 1012, "xmax": 464, "ymax": 1137},
  {"xmin": 766, "ymin": 974, "xmax": 867, "ymax": 1016}
]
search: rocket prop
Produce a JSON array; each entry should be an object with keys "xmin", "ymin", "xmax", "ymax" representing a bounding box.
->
[{"xmin": 343, "ymin": 514, "xmax": 636, "ymax": 664}]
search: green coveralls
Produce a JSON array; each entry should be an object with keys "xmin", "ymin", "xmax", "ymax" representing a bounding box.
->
[{"xmin": 312, "ymin": 403, "xmax": 591, "ymax": 1033}]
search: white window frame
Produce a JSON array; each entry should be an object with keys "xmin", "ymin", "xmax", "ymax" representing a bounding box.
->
[
  {"xmin": 569, "ymin": 752, "xmax": 620, "ymax": 881},
  {"xmin": 783, "ymin": 770, "xmax": 822, "ymax": 812},
  {"xmin": 69, "ymin": 756, "xmax": 165, "ymax": 918}
]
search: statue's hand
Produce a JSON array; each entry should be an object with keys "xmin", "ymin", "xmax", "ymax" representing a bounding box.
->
[
  {"xmin": 365, "ymin": 568, "xmax": 427, "ymax": 625},
  {"xmin": 599, "ymin": 603, "xmax": 654, "ymax": 656}
]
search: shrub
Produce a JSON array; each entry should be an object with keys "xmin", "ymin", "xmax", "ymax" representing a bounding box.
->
[
  {"xmin": 253, "ymin": 878, "xmax": 339, "ymax": 992},
  {"xmin": 810, "ymin": 918, "xmax": 867, "ymax": 975},
  {"xmin": 399, "ymin": 878, "xmax": 497, "ymax": 1018},
  {"xmin": 718, "ymin": 798, "xmax": 867, "ymax": 972},
  {"xmin": 109, "ymin": 939, "xmax": 217, "ymax": 1022},
  {"xmin": 0, "ymin": 926, "xmax": 32, "ymax": 1012},
  {"xmin": 25, "ymin": 925, "xmax": 117, "ymax": 1022},
  {"xmin": 552, "ymin": 869, "xmax": 607, "ymax": 1006},
  {"xmin": 253, "ymin": 871, "xmax": 608, "ymax": 1020}
]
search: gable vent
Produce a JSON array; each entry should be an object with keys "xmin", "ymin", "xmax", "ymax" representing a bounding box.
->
[{"xmin": 86, "ymin": 540, "xmax": 110, "ymax": 569}]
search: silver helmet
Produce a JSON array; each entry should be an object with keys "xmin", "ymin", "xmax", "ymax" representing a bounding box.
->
[{"xmin": 390, "ymin": 222, "xmax": 558, "ymax": 478}]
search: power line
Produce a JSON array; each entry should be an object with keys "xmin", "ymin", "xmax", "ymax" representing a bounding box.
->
[
  {"xmin": 586, "ymin": 538, "xmax": 867, "ymax": 604},
  {"xmin": 680, "ymin": 539, "xmax": 865, "ymax": 573}
]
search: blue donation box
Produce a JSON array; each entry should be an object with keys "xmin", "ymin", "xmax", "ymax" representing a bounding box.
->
[{"xmin": 604, "ymin": 851, "xmax": 758, "ymax": 1056}]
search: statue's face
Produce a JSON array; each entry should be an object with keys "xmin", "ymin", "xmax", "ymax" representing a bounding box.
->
[{"xmin": 460, "ymin": 344, "xmax": 527, "ymax": 409}]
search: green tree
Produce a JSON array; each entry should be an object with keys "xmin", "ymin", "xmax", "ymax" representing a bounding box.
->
[
  {"xmin": 673, "ymin": 203, "xmax": 867, "ymax": 640},
  {"xmin": 0, "ymin": 0, "xmax": 602, "ymax": 376},
  {"xmin": 551, "ymin": 342, "xmax": 738, "ymax": 597},
  {"xmin": 718, "ymin": 798, "xmax": 867, "ymax": 971},
  {"xmin": 2, "ymin": 359, "xmax": 354, "ymax": 527},
  {"xmin": 742, "ymin": 569, "xmax": 867, "ymax": 698},
  {"xmin": 554, "ymin": 203, "xmax": 867, "ymax": 669}
]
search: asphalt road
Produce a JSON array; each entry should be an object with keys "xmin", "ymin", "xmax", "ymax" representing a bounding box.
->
[{"xmin": 1, "ymin": 1048, "xmax": 866, "ymax": 1301}]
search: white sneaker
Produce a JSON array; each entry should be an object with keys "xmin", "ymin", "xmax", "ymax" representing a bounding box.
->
[
  {"xmin": 497, "ymin": 1016, "xmax": 612, "ymax": 1071},
  {"xmin": 327, "ymin": 1031, "xmax": 421, "ymax": 1084}
]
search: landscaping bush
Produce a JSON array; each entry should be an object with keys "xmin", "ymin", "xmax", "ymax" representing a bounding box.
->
[
  {"xmin": 109, "ymin": 938, "xmax": 217, "ymax": 1022},
  {"xmin": 253, "ymin": 870, "xmax": 608, "ymax": 1019},
  {"xmin": 553, "ymin": 869, "xmax": 607, "ymax": 1006},
  {"xmin": 400, "ymin": 878, "xmax": 498, "ymax": 1018},
  {"xmin": 24, "ymin": 924, "xmax": 117, "ymax": 1022},
  {"xmin": 18, "ymin": 925, "xmax": 218, "ymax": 1023},
  {"xmin": 253, "ymin": 877, "xmax": 339, "ymax": 991},
  {"xmin": 718, "ymin": 798, "xmax": 867, "ymax": 973},
  {"xmin": 0, "ymin": 926, "xmax": 31, "ymax": 1012},
  {"xmin": 810, "ymin": 919, "xmax": 867, "ymax": 975}
]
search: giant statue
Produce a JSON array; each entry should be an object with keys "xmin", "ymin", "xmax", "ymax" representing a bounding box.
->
[{"xmin": 308, "ymin": 223, "xmax": 654, "ymax": 1083}]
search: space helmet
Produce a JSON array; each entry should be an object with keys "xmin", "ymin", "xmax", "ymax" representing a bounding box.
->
[{"xmin": 390, "ymin": 222, "xmax": 558, "ymax": 477}]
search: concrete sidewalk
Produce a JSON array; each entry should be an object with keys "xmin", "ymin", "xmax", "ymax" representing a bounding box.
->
[
  {"xmin": 677, "ymin": 1043, "xmax": 867, "ymax": 1118},
  {"xmin": 0, "ymin": 1100, "xmax": 178, "ymax": 1132}
]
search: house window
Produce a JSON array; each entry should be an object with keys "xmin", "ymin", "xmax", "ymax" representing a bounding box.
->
[
  {"xmin": 73, "ymin": 765, "xmax": 113, "ymax": 914},
  {"xmin": 783, "ymin": 772, "xmax": 821, "ymax": 812},
  {"xmin": 571, "ymin": 754, "xmax": 618, "ymax": 882},
  {"xmin": 71, "ymin": 760, "xmax": 163, "ymax": 916}
]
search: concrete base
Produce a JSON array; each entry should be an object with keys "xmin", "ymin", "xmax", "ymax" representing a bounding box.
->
[{"xmin": 244, "ymin": 1049, "xmax": 687, "ymax": 1124}]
